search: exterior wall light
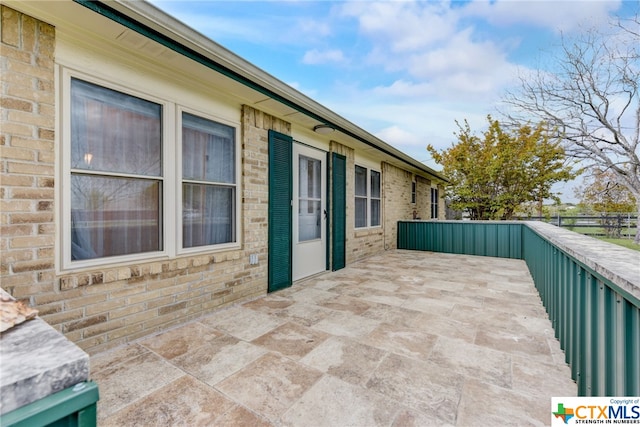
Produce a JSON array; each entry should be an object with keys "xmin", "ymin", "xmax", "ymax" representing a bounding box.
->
[{"xmin": 313, "ymin": 124, "xmax": 335, "ymax": 134}]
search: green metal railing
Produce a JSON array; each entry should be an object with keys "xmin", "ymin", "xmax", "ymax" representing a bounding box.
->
[
  {"xmin": 397, "ymin": 221, "xmax": 640, "ymax": 396},
  {"xmin": 0, "ymin": 381, "xmax": 98, "ymax": 427}
]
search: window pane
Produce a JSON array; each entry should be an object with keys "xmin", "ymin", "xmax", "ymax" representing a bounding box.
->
[
  {"xmin": 182, "ymin": 113, "xmax": 235, "ymax": 183},
  {"xmin": 355, "ymin": 166, "xmax": 367, "ymax": 197},
  {"xmin": 71, "ymin": 175, "xmax": 161, "ymax": 260},
  {"xmin": 183, "ymin": 184, "xmax": 235, "ymax": 248},
  {"xmin": 299, "ymin": 156, "xmax": 321, "ymax": 199},
  {"xmin": 298, "ymin": 200, "xmax": 321, "ymax": 241},
  {"xmin": 71, "ymin": 78, "xmax": 161, "ymax": 176},
  {"xmin": 431, "ymin": 188, "xmax": 439, "ymax": 219},
  {"xmin": 371, "ymin": 170, "xmax": 380, "ymax": 198},
  {"xmin": 411, "ymin": 181, "xmax": 416, "ymax": 203},
  {"xmin": 371, "ymin": 199, "xmax": 381, "ymax": 226},
  {"xmin": 355, "ymin": 197, "xmax": 367, "ymax": 228}
]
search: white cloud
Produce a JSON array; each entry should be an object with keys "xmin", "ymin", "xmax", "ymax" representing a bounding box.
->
[
  {"xmin": 372, "ymin": 79, "xmax": 436, "ymax": 97},
  {"xmin": 462, "ymin": 0, "xmax": 622, "ymax": 33},
  {"xmin": 339, "ymin": 1, "xmax": 457, "ymax": 51},
  {"xmin": 335, "ymin": 1, "xmax": 524, "ymax": 102},
  {"xmin": 148, "ymin": 1, "xmax": 335, "ymax": 46},
  {"xmin": 376, "ymin": 125, "xmax": 423, "ymax": 147},
  {"xmin": 324, "ymin": 92, "xmax": 490, "ymax": 161},
  {"xmin": 293, "ymin": 18, "xmax": 332, "ymax": 38},
  {"xmin": 156, "ymin": 12, "xmax": 266, "ymax": 41},
  {"xmin": 302, "ymin": 49, "xmax": 347, "ymax": 65},
  {"xmin": 405, "ymin": 29, "xmax": 522, "ymax": 99}
]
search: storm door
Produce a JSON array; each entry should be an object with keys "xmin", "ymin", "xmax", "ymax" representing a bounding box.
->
[{"xmin": 293, "ymin": 143, "xmax": 327, "ymax": 280}]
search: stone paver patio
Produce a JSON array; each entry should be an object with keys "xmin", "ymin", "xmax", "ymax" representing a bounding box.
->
[{"xmin": 91, "ymin": 250, "xmax": 576, "ymax": 426}]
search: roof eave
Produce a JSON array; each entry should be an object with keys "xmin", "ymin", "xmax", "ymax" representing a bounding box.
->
[{"xmin": 79, "ymin": 0, "xmax": 448, "ymax": 182}]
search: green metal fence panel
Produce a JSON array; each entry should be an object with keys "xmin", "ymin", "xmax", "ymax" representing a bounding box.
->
[
  {"xmin": 624, "ymin": 303, "xmax": 640, "ymax": 394},
  {"xmin": 0, "ymin": 381, "xmax": 98, "ymax": 427},
  {"xmin": 397, "ymin": 221, "xmax": 522, "ymax": 259},
  {"xmin": 398, "ymin": 222, "xmax": 432, "ymax": 251},
  {"xmin": 521, "ymin": 225, "xmax": 640, "ymax": 396},
  {"xmin": 398, "ymin": 221, "xmax": 640, "ymax": 396},
  {"xmin": 585, "ymin": 272, "xmax": 597, "ymax": 396}
]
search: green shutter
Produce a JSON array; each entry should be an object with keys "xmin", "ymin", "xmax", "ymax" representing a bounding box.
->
[
  {"xmin": 326, "ymin": 152, "xmax": 331, "ymax": 271},
  {"xmin": 331, "ymin": 153, "xmax": 346, "ymax": 271},
  {"xmin": 268, "ymin": 130, "xmax": 292, "ymax": 292}
]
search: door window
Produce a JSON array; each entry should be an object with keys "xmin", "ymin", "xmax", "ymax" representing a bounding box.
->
[{"xmin": 298, "ymin": 155, "xmax": 322, "ymax": 241}]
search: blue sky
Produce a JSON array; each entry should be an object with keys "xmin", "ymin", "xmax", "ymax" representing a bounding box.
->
[{"xmin": 148, "ymin": 0, "xmax": 637, "ymax": 202}]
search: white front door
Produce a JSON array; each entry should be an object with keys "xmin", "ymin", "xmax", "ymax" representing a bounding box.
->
[{"xmin": 293, "ymin": 144, "xmax": 326, "ymax": 281}]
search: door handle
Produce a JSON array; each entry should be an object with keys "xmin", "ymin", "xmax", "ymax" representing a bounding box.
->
[{"xmin": 324, "ymin": 209, "xmax": 327, "ymax": 219}]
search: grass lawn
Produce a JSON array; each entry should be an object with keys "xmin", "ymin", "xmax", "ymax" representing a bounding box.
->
[
  {"xmin": 566, "ymin": 226, "xmax": 634, "ymax": 236},
  {"xmin": 597, "ymin": 237, "xmax": 640, "ymax": 251}
]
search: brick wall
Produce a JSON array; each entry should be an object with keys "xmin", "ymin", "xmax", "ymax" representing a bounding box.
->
[
  {"xmin": 382, "ymin": 162, "xmax": 414, "ymax": 250},
  {"xmin": 0, "ymin": 6, "xmax": 284, "ymax": 355},
  {"xmin": 240, "ymin": 104, "xmax": 289, "ymax": 285},
  {"xmin": 1, "ymin": 6, "xmax": 56, "ymax": 315},
  {"xmin": 351, "ymin": 228, "xmax": 384, "ymax": 261},
  {"xmin": 329, "ymin": 141, "xmax": 384, "ymax": 263},
  {"xmin": 416, "ymin": 176, "xmax": 431, "ymax": 220}
]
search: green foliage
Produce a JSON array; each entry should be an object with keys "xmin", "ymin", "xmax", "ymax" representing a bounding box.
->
[
  {"xmin": 428, "ymin": 116, "xmax": 577, "ymax": 220},
  {"xmin": 576, "ymin": 168, "xmax": 637, "ymax": 214}
]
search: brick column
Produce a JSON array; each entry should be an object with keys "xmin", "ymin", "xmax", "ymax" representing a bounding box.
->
[
  {"xmin": 1, "ymin": 6, "xmax": 56, "ymax": 307},
  {"xmin": 382, "ymin": 162, "xmax": 413, "ymax": 250},
  {"xmin": 438, "ymin": 183, "xmax": 446, "ymax": 219},
  {"xmin": 416, "ymin": 176, "xmax": 431, "ymax": 219}
]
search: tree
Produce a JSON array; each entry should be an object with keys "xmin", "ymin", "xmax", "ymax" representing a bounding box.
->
[
  {"xmin": 428, "ymin": 116, "xmax": 576, "ymax": 220},
  {"xmin": 577, "ymin": 168, "xmax": 637, "ymax": 213},
  {"xmin": 576, "ymin": 169, "xmax": 637, "ymax": 238},
  {"xmin": 502, "ymin": 13, "xmax": 640, "ymax": 243}
]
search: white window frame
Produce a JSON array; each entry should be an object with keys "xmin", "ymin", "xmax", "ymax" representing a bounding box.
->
[
  {"xmin": 370, "ymin": 170, "xmax": 381, "ymax": 227},
  {"xmin": 354, "ymin": 165, "xmax": 381, "ymax": 229},
  {"xmin": 177, "ymin": 106, "xmax": 240, "ymax": 255},
  {"xmin": 411, "ymin": 180, "xmax": 417, "ymax": 204},
  {"xmin": 431, "ymin": 187, "xmax": 439, "ymax": 219},
  {"xmin": 59, "ymin": 68, "xmax": 240, "ymax": 271}
]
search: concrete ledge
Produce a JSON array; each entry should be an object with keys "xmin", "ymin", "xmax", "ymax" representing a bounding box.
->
[
  {"xmin": 524, "ymin": 221, "xmax": 640, "ymax": 302},
  {"xmin": 0, "ymin": 289, "xmax": 90, "ymax": 414}
]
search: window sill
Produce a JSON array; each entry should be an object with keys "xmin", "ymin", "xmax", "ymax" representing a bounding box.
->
[
  {"xmin": 354, "ymin": 227, "xmax": 383, "ymax": 238},
  {"xmin": 60, "ymin": 243, "xmax": 242, "ymax": 275}
]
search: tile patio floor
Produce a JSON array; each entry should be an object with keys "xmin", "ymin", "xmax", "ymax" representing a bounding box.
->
[{"xmin": 91, "ymin": 250, "xmax": 576, "ymax": 426}]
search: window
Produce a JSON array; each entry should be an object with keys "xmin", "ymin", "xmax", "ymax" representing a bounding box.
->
[
  {"xmin": 371, "ymin": 170, "xmax": 381, "ymax": 226},
  {"xmin": 411, "ymin": 181, "xmax": 416, "ymax": 204},
  {"xmin": 182, "ymin": 112, "xmax": 236, "ymax": 248},
  {"xmin": 355, "ymin": 166, "xmax": 367, "ymax": 228},
  {"xmin": 70, "ymin": 78, "xmax": 163, "ymax": 260},
  {"xmin": 431, "ymin": 187, "xmax": 439, "ymax": 219},
  {"xmin": 355, "ymin": 165, "xmax": 381, "ymax": 228},
  {"xmin": 66, "ymin": 75, "xmax": 238, "ymax": 267}
]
